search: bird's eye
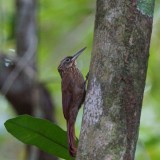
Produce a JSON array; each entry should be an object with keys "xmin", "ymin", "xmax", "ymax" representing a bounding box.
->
[{"xmin": 65, "ymin": 58, "xmax": 70, "ymax": 62}]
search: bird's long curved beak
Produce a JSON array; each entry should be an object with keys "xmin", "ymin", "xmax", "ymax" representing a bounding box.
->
[{"xmin": 71, "ymin": 47, "xmax": 86, "ymax": 61}]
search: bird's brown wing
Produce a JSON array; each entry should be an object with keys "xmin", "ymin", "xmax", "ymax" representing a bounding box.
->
[{"xmin": 62, "ymin": 75, "xmax": 73, "ymax": 120}]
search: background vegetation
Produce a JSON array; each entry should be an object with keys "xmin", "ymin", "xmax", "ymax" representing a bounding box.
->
[{"xmin": 0, "ymin": 0, "xmax": 159, "ymax": 159}]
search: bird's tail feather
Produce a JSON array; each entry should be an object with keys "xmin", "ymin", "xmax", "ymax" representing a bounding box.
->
[{"xmin": 67, "ymin": 120, "xmax": 77, "ymax": 157}]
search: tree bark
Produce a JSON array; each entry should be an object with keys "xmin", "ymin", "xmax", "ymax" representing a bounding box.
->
[
  {"xmin": 77, "ymin": 0, "xmax": 155, "ymax": 160},
  {"xmin": 16, "ymin": 0, "xmax": 37, "ymax": 68}
]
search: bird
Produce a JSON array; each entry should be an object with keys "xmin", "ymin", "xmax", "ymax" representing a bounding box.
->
[{"xmin": 58, "ymin": 47, "xmax": 87, "ymax": 157}]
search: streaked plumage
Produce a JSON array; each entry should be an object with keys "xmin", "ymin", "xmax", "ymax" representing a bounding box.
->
[{"xmin": 58, "ymin": 47, "xmax": 86, "ymax": 157}]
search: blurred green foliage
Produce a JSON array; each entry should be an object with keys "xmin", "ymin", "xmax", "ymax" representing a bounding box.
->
[{"xmin": 0, "ymin": 0, "xmax": 159, "ymax": 159}]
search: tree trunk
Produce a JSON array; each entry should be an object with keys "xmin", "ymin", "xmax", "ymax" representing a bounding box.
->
[{"xmin": 77, "ymin": 0, "xmax": 155, "ymax": 160}]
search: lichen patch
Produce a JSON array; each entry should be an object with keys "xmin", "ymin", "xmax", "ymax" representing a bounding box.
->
[
  {"xmin": 137, "ymin": 0, "xmax": 154, "ymax": 17},
  {"xmin": 84, "ymin": 77, "xmax": 103, "ymax": 126}
]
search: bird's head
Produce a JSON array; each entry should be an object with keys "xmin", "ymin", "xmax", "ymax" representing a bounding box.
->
[{"xmin": 58, "ymin": 47, "xmax": 86, "ymax": 72}]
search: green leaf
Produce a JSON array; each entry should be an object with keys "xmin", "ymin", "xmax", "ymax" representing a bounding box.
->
[{"xmin": 4, "ymin": 115, "xmax": 74, "ymax": 160}]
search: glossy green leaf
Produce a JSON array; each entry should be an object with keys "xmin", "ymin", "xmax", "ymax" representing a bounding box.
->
[{"xmin": 4, "ymin": 115, "xmax": 74, "ymax": 160}]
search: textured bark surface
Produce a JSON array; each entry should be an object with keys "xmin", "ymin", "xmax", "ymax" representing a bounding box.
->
[{"xmin": 77, "ymin": 0, "xmax": 155, "ymax": 160}]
